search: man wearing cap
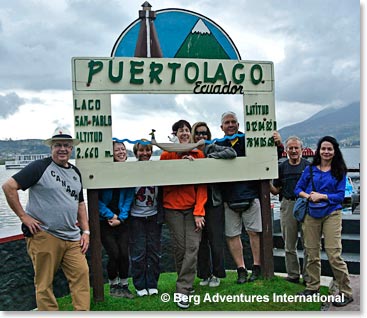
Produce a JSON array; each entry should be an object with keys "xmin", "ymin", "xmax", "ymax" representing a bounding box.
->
[{"xmin": 2, "ymin": 127, "xmax": 90, "ymax": 311}]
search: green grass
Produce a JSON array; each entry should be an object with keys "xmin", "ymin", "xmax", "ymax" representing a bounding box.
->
[{"xmin": 57, "ymin": 272, "xmax": 328, "ymax": 311}]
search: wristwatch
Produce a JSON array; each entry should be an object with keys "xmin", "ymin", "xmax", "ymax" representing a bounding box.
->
[{"xmin": 83, "ymin": 230, "xmax": 90, "ymax": 235}]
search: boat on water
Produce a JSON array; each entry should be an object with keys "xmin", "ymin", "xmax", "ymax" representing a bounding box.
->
[{"xmin": 5, "ymin": 154, "xmax": 49, "ymax": 169}]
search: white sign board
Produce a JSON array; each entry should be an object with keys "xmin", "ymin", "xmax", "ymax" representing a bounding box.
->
[{"xmin": 72, "ymin": 57, "xmax": 277, "ymax": 189}]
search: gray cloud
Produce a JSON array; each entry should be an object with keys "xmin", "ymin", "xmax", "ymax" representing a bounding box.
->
[
  {"xmin": 0, "ymin": 92, "xmax": 25, "ymax": 118},
  {"xmin": 0, "ymin": 0, "xmax": 360, "ymax": 130}
]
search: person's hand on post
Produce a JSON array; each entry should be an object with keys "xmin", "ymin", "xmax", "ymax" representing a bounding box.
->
[{"xmin": 273, "ymin": 131, "xmax": 282, "ymax": 146}]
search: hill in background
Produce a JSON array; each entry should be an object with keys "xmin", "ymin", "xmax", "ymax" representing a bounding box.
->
[{"xmin": 278, "ymin": 101, "xmax": 360, "ymax": 148}]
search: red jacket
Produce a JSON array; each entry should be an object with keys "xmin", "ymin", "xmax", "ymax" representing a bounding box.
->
[{"xmin": 160, "ymin": 150, "xmax": 207, "ymax": 216}]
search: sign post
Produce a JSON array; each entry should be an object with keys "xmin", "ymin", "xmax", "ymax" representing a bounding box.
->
[{"xmin": 72, "ymin": 6, "xmax": 277, "ymax": 302}]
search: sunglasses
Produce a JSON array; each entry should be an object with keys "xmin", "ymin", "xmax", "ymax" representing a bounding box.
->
[{"xmin": 195, "ymin": 131, "xmax": 208, "ymax": 136}]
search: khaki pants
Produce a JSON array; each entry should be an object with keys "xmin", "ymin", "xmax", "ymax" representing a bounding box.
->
[
  {"xmin": 280, "ymin": 199, "xmax": 308, "ymax": 281},
  {"xmin": 302, "ymin": 210, "xmax": 352, "ymax": 297},
  {"xmin": 26, "ymin": 231, "xmax": 90, "ymax": 311},
  {"xmin": 165, "ymin": 208, "xmax": 201, "ymax": 295}
]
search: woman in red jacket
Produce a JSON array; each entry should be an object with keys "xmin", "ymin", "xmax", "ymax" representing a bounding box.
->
[{"xmin": 160, "ymin": 119, "xmax": 207, "ymax": 309}]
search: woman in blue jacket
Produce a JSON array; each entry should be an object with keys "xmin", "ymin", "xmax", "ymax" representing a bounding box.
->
[
  {"xmin": 98, "ymin": 141, "xmax": 135, "ymax": 299},
  {"xmin": 294, "ymin": 136, "xmax": 353, "ymax": 307}
]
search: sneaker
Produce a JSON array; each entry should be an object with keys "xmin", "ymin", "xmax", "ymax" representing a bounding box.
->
[
  {"xmin": 110, "ymin": 284, "xmax": 121, "ymax": 297},
  {"xmin": 199, "ymin": 278, "xmax": 210, "ymax": 286},
  {"xmin": 176, "ymin": 293, "xmax": 190, "ymax": 309},
  {"xmin": 120, "ymin": 285, "xmax": 135, "ymax": 299},
  {"xmin": 248, "ymin": 265, "xmax": 261, "ymax": 282},
  {"xmin": 177, "ymin": 299, "xmax": 190, "ymax": 309},
  {"xmin": 209, "ymin": 276, "xmax": 220, "ymax": 287},
  {"xmin": 236, "ymin": 267, "xmax": 248, "ymax": 284},
  {"xmin": 148, "ymin": 288, "xmax": 158, "ymax": 295},
  {"xmin": 136, "ymin": 289, "xmax": 149, "ymax": 297}
]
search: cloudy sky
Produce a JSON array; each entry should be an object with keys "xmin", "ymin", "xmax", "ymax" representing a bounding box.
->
[{"xmin": 0, "ymin": 0, "xmax": 361, "ymax": 147}]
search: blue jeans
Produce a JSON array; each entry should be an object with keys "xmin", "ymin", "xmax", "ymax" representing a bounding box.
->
[{"xmin": 129, "ymin": 214, "xmax": 162, "ymax": 290}]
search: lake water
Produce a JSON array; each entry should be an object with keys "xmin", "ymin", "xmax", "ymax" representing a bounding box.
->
[{"xmin": 0, "ymin": 147, "xmax": 360, "ymax": 238}]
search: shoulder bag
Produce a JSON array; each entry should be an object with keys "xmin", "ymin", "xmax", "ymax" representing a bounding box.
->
[{"xmin": 293, "ymin": 197, "xmax": 308, "ymax": 222}]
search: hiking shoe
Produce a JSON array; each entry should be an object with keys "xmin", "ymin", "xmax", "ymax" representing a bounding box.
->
[
  {"xmin": 332, "ymin": 294, "xmax": 353, "ymax": 307},
  {"xmin": 136, "ymin": 289, "xmax": 149, "ymax": 297},
  {"xmin": 110, "ymin": 284, "xmax": 121, "ymax": 297},
  {"xmin": 284, "ymin": 276, "xmax": 300, "ymax": 284},
  {"xmin": 209, "ymin": 276, "xmax": 220, "ymax": 287},
  {"xmin": 199, "ymin": 277, "xmax": 210, "ymax": 286},
  {"xmin": 248, "ymin": 265, "xmax": 261, "ymax": 282},
  {"xmin": 120, "ymin": 285, "xmax": 135, "ymax": 299},
  {"xmin": 297, "ymin": 289, "xmax": 319, "ymax": 296},
  {"xmin": 148, "ymin": 288, "xmax": 158, "ymax": 295},
  {"xmin": 237, "ymin": 267, "xmax": 248, "ymax": 284},
  {"xmin": 328, "ymin": 278, "xmax": 339, "ymax": 295}
]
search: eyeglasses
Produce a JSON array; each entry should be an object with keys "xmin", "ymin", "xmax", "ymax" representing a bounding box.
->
[
  {"xmin": 53, "ymin": 143, "xmax": 72, "ymax": 149},
  {"xmin": 195, "ymin": 131, "xmax": 208, "ymax": 136}
]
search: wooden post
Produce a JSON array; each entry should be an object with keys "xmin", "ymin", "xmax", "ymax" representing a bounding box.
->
[
  {"xmin": 259, "ymin": 180, "xmax": 274, "ymax": 278},
  {"xmin": 87, "ymin": 189, "xmax": 104, "ymax": 302}
]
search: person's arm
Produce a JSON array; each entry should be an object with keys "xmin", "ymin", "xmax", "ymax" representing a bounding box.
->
[
  {"xmin": 273, "ymin": 131, "xmax": 284, "ymax": 159},
  {"xmin": 205, "ymin": 144, "xmax": 237, "ymax": 159},
  {"xmin": 294, "ymin": 166, "xmax": 311, "ymax": 200},
  {"xmin": 2, "ymin": 177, "xmax": 42, "ymax": 234},
  {"xmin": 310, "ymin": 174, "xmax": 346, "ymax": 204},
  {"xmin": 98, "ymin": 190, "xmax": 115, "ymax": 219},
  {"xmin": 119, "ymin": 188, "xmax": 135, "ymax": 221},
  {"xmin": 77, "ymin": 201, "xmax": 90, "ymax": 254},
  {"xmin": 193, "ymin": 184, "xmax": 207, "ymax": 217},
  {"xmin": 193, "ymin": 184, "xmax": 207, "ymax": 231},
  {"xmin": 326, "ymin": 176, "xmax": 346, "ymax": 205},
  {"xmin": 269, "ymin": 181, "xmax": 281, "ymax": 195}
]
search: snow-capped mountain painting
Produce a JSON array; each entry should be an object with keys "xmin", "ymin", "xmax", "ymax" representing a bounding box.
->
[{"xmin": 175, "ymin": 19, "xmax": 230, "ymax": 59}]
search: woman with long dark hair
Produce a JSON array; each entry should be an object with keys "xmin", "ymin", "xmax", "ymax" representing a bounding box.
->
[
  {"xmin": 294, "ymin": 136, "xmax": 353, "ymax": 307},
  {"xmin": 190, "ymin": 122, "xmax": 237, "ymax": 287}
]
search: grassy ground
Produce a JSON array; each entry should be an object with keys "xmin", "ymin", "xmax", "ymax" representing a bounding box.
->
[{"xmin": 57, "ymin": 271, "xmax": 328, "ymax": 311}]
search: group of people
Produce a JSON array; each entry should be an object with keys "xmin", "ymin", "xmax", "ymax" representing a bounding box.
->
[
  {"xmin": 98, "ymin": 112, "xmax": 268, "ymax": 309},
  {"xmin": 1, "ymin": 111, "xmax": 354, "ymax": 311}
]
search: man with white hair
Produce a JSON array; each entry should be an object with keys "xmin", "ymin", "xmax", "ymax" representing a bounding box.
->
[
  {"xmin": 216, "ymin": 111, "xmax": 263, "ymax": 283},
  {"xmin": 2, "ymin": 127, "xmax": 90, "ymax": 311},
  {"xmin": 270, "ymin": 135, "xmax": 310, "ymax": 285}
]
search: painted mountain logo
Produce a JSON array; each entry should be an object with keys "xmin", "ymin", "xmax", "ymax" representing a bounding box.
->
[
  {"xmin": 175, "ymin": 19, "xmax": 230, "ymax": 59},
  {"xmin": 112, "ymin": 9, "xmax": 240, "ymax": 60}
]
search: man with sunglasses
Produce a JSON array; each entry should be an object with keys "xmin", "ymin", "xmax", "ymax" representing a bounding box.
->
[{"xmin": 2, "ymin": 127, "xmax": 90, "ymax": 311}]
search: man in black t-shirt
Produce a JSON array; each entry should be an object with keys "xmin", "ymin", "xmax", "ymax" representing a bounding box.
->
[{"xmin": 270, "ymin": 135, "xmax": 310, "ymax": 285}]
